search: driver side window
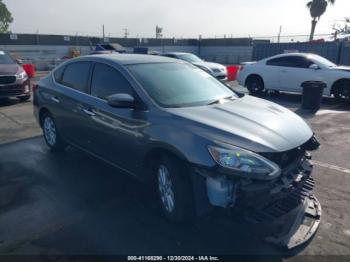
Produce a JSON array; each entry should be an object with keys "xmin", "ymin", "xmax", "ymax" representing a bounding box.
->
[{"xmin": 90, "ymin": 63, "xmax": 133, "ymax": 100}]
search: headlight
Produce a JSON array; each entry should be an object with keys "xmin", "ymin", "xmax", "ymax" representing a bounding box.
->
[
  {"xmin": 17, "ymin": 71, "xmax": 28, "ymax": 80},
  {"xmin": 208, "ymin": 145, "xmax": 281, "ymax": 180},
  {"xmin": 196, "ymin": 65, "xmax": 213, "ymax": 74}
]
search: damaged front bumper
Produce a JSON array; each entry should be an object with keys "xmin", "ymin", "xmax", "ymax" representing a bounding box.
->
[
  {"xmin": 264, "ymin": 194, "xmax": 321, "ymax": 249},
  {"xmin": 194, "ymin": 153, "xmax": 322, "ymax": 249}
]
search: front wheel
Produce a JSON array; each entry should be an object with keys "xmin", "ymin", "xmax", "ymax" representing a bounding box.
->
[
  {"xmin": 155, "ymin": 156, "xmax": 195, "ymax": 223},
  {"xmin": 246, "ymin": 76, "xmax": 265, "ymax": 96},
  {"xmin": 41, "ymin": 112, "xmax": 66, "ymax": 152}
]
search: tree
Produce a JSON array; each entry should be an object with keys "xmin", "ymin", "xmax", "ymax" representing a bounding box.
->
[
  {"xmin": 307, "ymin": 0, "xmax": 335, "ymax": 41},
  {"xmin": 0, "ymin": 0, "xmax": 13, "ymax": 33},
  {"xmin": 332, "ymin": 18, "xmax": 350, "ymax": 40}
]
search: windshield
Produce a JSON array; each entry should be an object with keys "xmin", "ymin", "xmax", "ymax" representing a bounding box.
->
[
  {"xmin": 128, "ymin": 63, "xmax": 235, "ymax": 108},
  {"xmin": 309, "ymin": 54, "xmax": 336, "ymax": 67},
  {"xmin": 176, "ymin": 53, "xmax": 203, "ymax": 63},
  {"xmin": 0, "ymin": 51, "xmax": 15, "ymax": 65}
]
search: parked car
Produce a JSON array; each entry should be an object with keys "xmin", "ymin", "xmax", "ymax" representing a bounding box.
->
[
  {"xmin": 162, "ymin": 52, "xmax": 227, "ymax": 80},
  {"xmin": 0, "ymin": 51, "xmax": 31, "ymax": 101},
  {"xmin": 34, "ymin": 54, "xmax": 321, "ymax": 249},
  {"xmin": 237, "ymin": 53, "xmax": 350, "ymax": 99}
]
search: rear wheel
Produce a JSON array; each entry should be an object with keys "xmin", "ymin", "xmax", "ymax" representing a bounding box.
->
[
  {"xmin": 333, "ymin": 80, "xmax": 350, "ymax": 101},
  {"xmin": 246, "ymin": 75, "xmax": 265, "ymax": 96},
  {"xmin": 41, "ymin": 112, "xmax": 66, "ymax": 152},
  {"xmin": 155, "ymin": 155, "xmax": 195, "ymax": 223}
]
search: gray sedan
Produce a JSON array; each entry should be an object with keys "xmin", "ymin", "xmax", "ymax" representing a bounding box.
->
[{"xmin": 33, "ymin": 54, "xmax": 321, "ymax": 249}]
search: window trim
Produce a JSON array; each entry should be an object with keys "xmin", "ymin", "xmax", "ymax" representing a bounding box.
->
[
  {"xmin": 58, "ymin": 61, "xmax": 92, "ymax": 94},
  {"xmin": 53, "ymin": 64, "xmax": 66, "ymax": 84},
  {"xmin": 88, "ymin": 61, "xmax": 147, "ymax": 110},
  {"xmin": 266, "ymin": 56, "xmax": 313, "ymax": 69}
]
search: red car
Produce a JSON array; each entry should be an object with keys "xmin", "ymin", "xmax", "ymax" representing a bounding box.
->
[{"xmin": 0, "ymin": 51, "xmax": 31, "ymax": 101}]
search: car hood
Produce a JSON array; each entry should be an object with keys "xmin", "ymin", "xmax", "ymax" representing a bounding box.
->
[
  {"xmin": 193, "ymin": 61, "xmax": 226, "ymax": 70},
  {"xmin": 0, "ymin": 64, "xmax": 21, "ymax": 75},
  {"xmin": 168, "ymin": 96, "xmax": 313, "ymax": 153}
]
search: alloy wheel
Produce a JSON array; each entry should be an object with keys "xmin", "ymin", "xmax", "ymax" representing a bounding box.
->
[
  {"xmin": 43, "ymin": 116, "xmax": 57, "ymax": 146},
  {"xmin": 158, "ymin": 164, "xmax": 175, "ymax": 213}
]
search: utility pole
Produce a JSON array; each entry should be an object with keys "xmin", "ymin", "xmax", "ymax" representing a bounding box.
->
[
  {"xmin": 277, "ymin": 25, "xmax": 282, "ymax": 43},
  {"xmin": 156, "ymin": 25, "xmax": 163, "ymax": 39},
  {"xmin": 102, "ymin": 24, "xmax": 105, "ymax": 39},
  {"xmin": 123, "ymin": 28, "xmax": 129, "ymax": 38}
]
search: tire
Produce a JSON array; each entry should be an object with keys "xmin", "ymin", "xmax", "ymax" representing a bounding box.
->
[
  {"xmin": 41, "ymin": 112, "xmax": 66, "ymax": 152},
  {"xmin": 246, "ymin": 75, "xmax": 265, "ymax": 96},
  {"xmin": 18, "ymin": 95, "xmax": 31, "ymax": 102},
  {"xmin": 333, "ymin": 80, "xmax": 350, "ymax": 101},
  {"xmin": 155, "ymin": 155, "xmax": 195, "ymax": 223}
]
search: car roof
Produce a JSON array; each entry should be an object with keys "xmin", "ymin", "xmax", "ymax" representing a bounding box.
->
[
  {"xmin": 264, "ymin": 53, "xmax": 315, "ymax": 60},
  {"xmin": 73, "ymin": 53, "xmax": 181, "ymax": 65},
  {"xmin": 163, "ymin": 52, "xmax": 191, "ymax": 55}
]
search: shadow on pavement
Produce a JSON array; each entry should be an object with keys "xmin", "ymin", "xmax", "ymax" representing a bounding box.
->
[
  {"xmin": 0, "ymin": 137, "xmax": 308, "ymax": 258},
  {"xmin": 0, "ymin": 97, "xmax": 31, "ymax": 108}
]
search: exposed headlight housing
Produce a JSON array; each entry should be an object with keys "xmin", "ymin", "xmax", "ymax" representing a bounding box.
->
[
  {"xmin": 208, "ymin": 145, "xmax": 281, "ymax": 180},
  {"xmin": 17, "ymin": 71, "xmax": 28, "ymax": 80}
]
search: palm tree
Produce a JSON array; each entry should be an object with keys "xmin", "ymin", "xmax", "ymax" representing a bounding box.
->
[{"xmin": 307, "ymin": 0, "xmax": 335, "ymax": 41}]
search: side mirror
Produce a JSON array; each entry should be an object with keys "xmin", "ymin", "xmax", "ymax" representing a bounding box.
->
[
  {"xmin": 16, "ymin": 59, "xmax": 23, "ymax": 65},
  {"xmin": 309, "ymin": 64, "xmax": 320, "ymax": 70},
  {"xmin": 107, "ymin": 93, "xmax": 135, "ymax": 108}
]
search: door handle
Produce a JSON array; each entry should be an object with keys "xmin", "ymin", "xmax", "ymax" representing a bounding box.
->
[
  {"xmin": 83, "ymin": 109, "xmax": 96, "ymax": 117},
  {"xmin": 281, "ymin": 69, "xmax": 288, "ymax": 73},
  {"xmin": 51, "ymin": 96, "xmax": 60, "ymax": 103}
]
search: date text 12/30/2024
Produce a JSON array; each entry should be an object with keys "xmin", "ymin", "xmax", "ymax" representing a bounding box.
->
[{"xmin": 127, "ymin": 256, "xmax": 220, "ymax": 261}]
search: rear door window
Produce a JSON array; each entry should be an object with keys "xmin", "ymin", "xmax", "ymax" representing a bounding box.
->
[
  {"xmin": 61, "ymin": 62, "xmax": 91, "ymax": 93},
  {"xmin": 90, "ymin": 63, "xmax": 133, "ymax": 100}
]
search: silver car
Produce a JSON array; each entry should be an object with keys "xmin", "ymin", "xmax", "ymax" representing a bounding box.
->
[
  {"xmin": 34, "ymin": 54, "xmax": 321, "ymax": 249},
  {"xmin": 162, "ymin": 52, "xmax": 227, "ymax": 80}
]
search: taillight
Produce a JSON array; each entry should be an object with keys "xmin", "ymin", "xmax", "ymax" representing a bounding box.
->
[
  {"xmin": 239, "ymin": 66, "xmax": 244, "ymax": 72},
  {"xmin": 32, "ymin": 84, "xmax": 39, "ymax": 93}
]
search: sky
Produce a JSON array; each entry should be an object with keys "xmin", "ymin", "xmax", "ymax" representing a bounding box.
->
[{"xmin": 3, "ymin": 0, "xmax": 350, "ymax": 40}]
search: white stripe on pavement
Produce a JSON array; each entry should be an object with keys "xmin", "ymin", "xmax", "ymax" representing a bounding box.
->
[{"xmin": 311, "ymin": 160, "xmax": 350, "ymax": 174}]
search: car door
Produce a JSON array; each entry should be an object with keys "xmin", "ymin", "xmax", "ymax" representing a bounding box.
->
[
  {"xmin": 277, "ymin": 56, "xmax": 322, "ymax": 93},
  {"xmin": 261, "ymin": 58, "xmax": 284, "ymax": 89},
  {"xmin": 55, "ymin": 61, "xmax": 93, "ymax": 148},
  {"xmin": 82, "ymin": 62, "xmax": 148, "ymax": 174}
]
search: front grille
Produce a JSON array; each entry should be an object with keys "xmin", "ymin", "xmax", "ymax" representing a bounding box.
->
[
  {"xmin": 245, "ymin": 157, "xmax": 314, "ymax": 223},
  {"xmin": 249, "ymin": 176, "xmax": 314, "ymax": 223},
  {"xmin": 262, "ymin": 147, "xmax": 305, "ymax": 169},
  {"xmin": 0, "ymin": 84, "xmax": 24, "ymax": 96},
  {"xmin": 0, "ymin": 76, "xmax": 16, "ymax": 85}
]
